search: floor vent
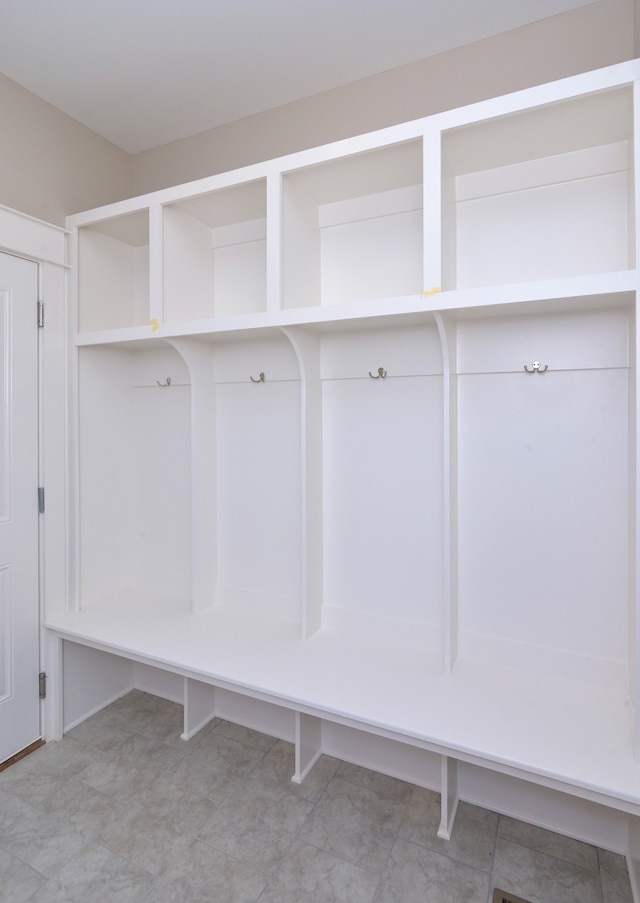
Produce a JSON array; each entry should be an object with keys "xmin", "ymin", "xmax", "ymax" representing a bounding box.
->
[{"xmin": 492, "ymin": 890, "xmax": 533, "ymax": 903}]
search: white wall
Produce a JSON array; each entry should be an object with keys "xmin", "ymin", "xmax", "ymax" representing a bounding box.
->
[{"xmin": 130, "ymin": 0, "xmax": 636, "ymax": 194}]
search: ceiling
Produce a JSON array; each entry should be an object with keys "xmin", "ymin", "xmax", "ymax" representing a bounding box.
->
[{"xmin": 0, "ymin": 0, "xmax": 596, "ymax": 154}]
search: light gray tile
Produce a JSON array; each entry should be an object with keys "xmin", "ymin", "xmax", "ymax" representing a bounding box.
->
[
  {"xmin": 0, "ymin": 770, "xmax": 126, "ymax": 840},
  {"xmin": 137, "ymin": 702, "xmax": 208, "ymax": 749},
  {"xmin": 0, "ymin": 846, "xmax": 45, "ymax": 902},
  {"xmin": 98, "ymin": 807, "xmax": 194, "ymax": 876},
  {"xmin": 250, "ymin": 739, "xmax": 340, "ymax": 801},
  {"xmin": 0, "ymin": 773, "xmax": 71, "ymax": 809},
  {"xmin": 126, "ymin": 776, "xmax": 218, "ymax": 830},
  {"xmin": 63, "ymin": 785, "xmax": 130, "ymax": 841},
  {"xmin": 298, "ymin": 775, "xmax": 409, "ymax": 871},
  {"xmin": 599, "ymin": 849, "xmax": 634, "ymax": 903},
  {"xmin": 211, "ymin": 719, "xmax": 278, "ymax": 751},
  {"xmin": 399, "ymin": 788, "xmax": 497, "ymax": 871},
  {"xmin": 498, "ymin": 815, "xmax": 599, "ymax": 872},
  {"xmin": 109, "ymin": 689, "xmax": 168, "ymax": 716},
  {"xmin": 492, "ymin": 837, "xmax": 603, "ymax": 903},
  {"xmin": 65, "ymin": 707, "xmax": 134, "ymax": 751},
  {"xmin": 0, "ymin": 738, "xmax": 98, "ymax": 783},
  {"xmin": 167, "ymin": 732, "xmax": 266, "ymax": 801},
  {"xmin": 0, "ymin": 785, "xmax": 33, "ymax": 829},
  {"xmin": 103, "ymin": 731, "xmax": 186, "ymax": 771},
  {"xmin": 336, "ymin": 762, "xmax": 414, "ymax": 805},
  {"xmin": 116, "ymin": 702, "xmax": 183, "ymax": 741},
  {"xmin": 76, "ymin": 752, "xmax": 159, "ymax": 802},
  {"xmin": 27, "ymin": 776, "xmax": 128, "ymax": 840},
  {"xmin": 108, "ymin": 688, "xmax": 149, "ymax": 709},
  {"xmin": 153, "ymin": 836, "xmax": 266, "ymax": 902},
  {"xmin": 98, "ymin": 780, "xmax": 218, "ymax": 874},
  {"xmin": 198, "ymin": 777, "xmax": 313, "ymax": 870},
  {"xmin": 375, "ymin": 838, "xmax": 490, "ymax": 903},
  {"xmin": 0, "ymin": 806, "xmax": 86, "ymax": 878},
  {"xmin": 28, "ymin": 842, "xmax": 154, "ymax": 903},
  {"xmin": 260, "ymin": 839, "xmax": 378, "ymax": 902}
]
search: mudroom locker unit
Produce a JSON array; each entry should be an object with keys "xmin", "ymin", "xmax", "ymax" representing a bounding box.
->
[{"xmin": 45, "ymin": 57, "xmax": 640, "ymax": 866}]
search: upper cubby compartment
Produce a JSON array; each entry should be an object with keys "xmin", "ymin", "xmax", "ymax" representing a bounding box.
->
[
  {"xmin": 282, "ymin": 139, "xmax": 423, "ymax": 309},
  {"xmin": 441, "ymin": 86, "xmax": 635, "ymax": 291},
  {"xmin": 77, "ymin": 210, "xmax": 149, "ymax": 332},
  {"xmin": 163, "ymin": 179, "xmax": 267, "ymax": 322}
]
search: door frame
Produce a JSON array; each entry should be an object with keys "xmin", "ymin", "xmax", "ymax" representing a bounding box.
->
[{"xmin": 0, "ymin": 205, "xmax": 68, "ymax": 745}]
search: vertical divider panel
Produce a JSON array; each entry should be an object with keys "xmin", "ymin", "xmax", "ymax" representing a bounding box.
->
[
  {"xmin": 631, "ymin": 296, "xmax": 638, "ymax": 759},
  {"xmin": 167, "ymin": 338, "xmax": 216, "ymax": 612},
  {"xmin": 68, "ymin": 334, "xmax": 81, "ymax": 614},
  {"xmin": 293, "ymin": 711, "xmax": 322, "ymax": 783},
  {"xmin": 437, "ymin": 756, "xmax": 459, "ymax": 840},
  {"xmin": 633, "ymin": 80, "xmax": 640, "ymax": 762},
  {"xmin": 266, "ymin": 169, "xmax": 282, "ymax": 315},
  {"xmin": 183, "ymin": 678, "xmax": 217, "ymax": 740},
  {"xmin": 434, "ymin": 312, "xmax": 458, "ymax": 673},
  {"xmin": 634, "ymin": 296, "xmax": 640, "ymax": 760},
  {"xmin": 148, "ymin": 203, "xmax": 163, "ymax": 326},
  {"xmin": 280, "ymin": 326, "xmax": 323, "ymax": 638},
  {"xmin": 423, "ymin": 124, "xmax": 443, "ymax": 293}
]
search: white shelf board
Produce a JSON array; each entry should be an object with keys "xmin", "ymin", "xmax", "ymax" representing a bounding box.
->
[
  {"xmin": 73, "ymin": 271, "xmax": 637, "ymax": 348},
  {"xmin": 45, "ymin": 589, "xmax": 640, "ymax": 813}
]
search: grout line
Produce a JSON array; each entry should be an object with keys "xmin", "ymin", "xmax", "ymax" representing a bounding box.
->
[{"xmin": 495, "ymin": 831, "xmax": 599, "ymax": 876}]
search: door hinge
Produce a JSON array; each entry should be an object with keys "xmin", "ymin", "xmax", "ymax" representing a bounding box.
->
[
  {"xmin": 37, "ymin": 300, "xmax": 44, "ymax": 328},
  {"xmin": 38, "ymin": 487, "xmax": 45, "ymax": 514},
  {"xmin": 39, "ymin": 672, "xmax": 46, "ymax": 699}
]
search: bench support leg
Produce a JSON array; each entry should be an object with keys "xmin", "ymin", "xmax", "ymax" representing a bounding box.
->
[
  {"xmin": 182, "ymin": 678, "xmax": 217, "ymax": 741},
  {"xmin": 292, "ymin": 712, "xmax": 322, "ymax": 784},
  {"xmin": 437, "ymin": 756, "xmax": 459, "ymax": 840}
]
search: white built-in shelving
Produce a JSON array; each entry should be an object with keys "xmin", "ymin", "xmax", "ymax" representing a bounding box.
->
[{"xmin": 48, "ymin": 60, "xmax": 640, "ymax": 836}]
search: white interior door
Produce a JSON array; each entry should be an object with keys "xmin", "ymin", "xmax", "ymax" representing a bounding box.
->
[{"xmin": 0, "ymin": 252, "xmax": 40, "ymax": 762}]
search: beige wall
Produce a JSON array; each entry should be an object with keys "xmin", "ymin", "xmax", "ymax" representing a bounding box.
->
[
  {"xmin": 0, "ymin": 0, "xmax": 636, "ymax": 223},
  {"xmin": 131, "ymin": 0, "xmax": 635, "ymax": 195},
  {"xmin": 0, "ymin": 72, "xmax": 130, "ymax": 227}
]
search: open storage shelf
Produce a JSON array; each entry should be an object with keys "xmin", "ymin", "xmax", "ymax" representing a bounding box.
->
[
  {"xmin": 77, "ymin": 210, "xmax": 150, "ymax": 332},
  {"xmin": 54, "ymin": 60, "xmax": 640, "ymax": 835},
  {"xmin": 163, "ymin": 179, "xmax": 267, "ymax": 321},
  {"xmin": 441, "ymin": 85, "xmax": 635, "ymax": 290},
  {"xmin": 282, "ymin": 139, "xmax": 423, "ymax": 309}
]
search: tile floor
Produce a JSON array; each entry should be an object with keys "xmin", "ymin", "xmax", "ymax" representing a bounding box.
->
[{"xmin": 0, "ymin": 690, "xmax": 634, "ymax": 902}]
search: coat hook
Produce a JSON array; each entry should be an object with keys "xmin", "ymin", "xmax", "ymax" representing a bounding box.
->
[
  {"xmin": 156, "ymin": 377, "xmax": 171, "ymax": 387},
  {"xmin": 524, "ymin": 361, "xmax": 548, "ymax": 374},
  {"xmin": 369, "ymin": 367, "xmax": 387, "ymax": 379},
  {"xmin": 250, "ymin": 372, "xmax": 265, "ymax": 383}
]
